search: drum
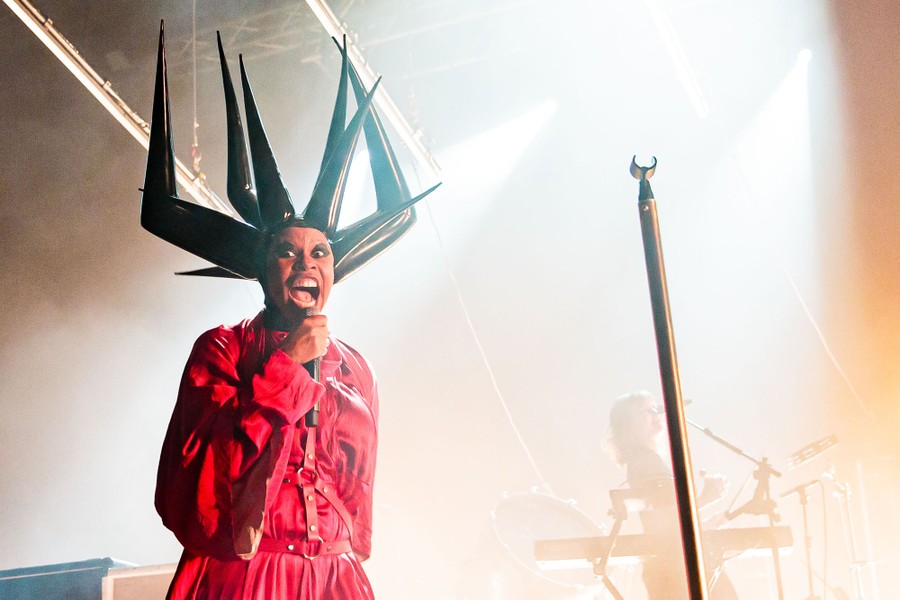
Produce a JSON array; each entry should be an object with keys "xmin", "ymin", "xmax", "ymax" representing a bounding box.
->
[{"xmin": 486, "ymin": 491, "xmax": 608, "ymax": 599}]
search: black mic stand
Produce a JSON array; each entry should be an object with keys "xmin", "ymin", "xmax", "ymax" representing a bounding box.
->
[
  {"xmin": 631, "ymin": 157, "xmax": 707, "ymax": 599},
  {"xmin": 725, "ymin": 457, "xmax": 786, "ymax": 600},
  {"xmin": 684, "ymin": 417, "xmax": 786, "ymax": 600},
  {"xmin": 781, "ymin": 481, "xmax": 823, "ymax": 600}
]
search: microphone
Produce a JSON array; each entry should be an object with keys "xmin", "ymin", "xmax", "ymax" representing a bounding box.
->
[
  {"xmin": 300, "ymin": 308, "xmax": 322, "ymax": 427},
  {"xmin": 780, "ymin": 479, "xmax": 820, "ymax": 499},
  {"xmin": 651, "ymin": 398, "xmax": 692, "ymax": 414}
]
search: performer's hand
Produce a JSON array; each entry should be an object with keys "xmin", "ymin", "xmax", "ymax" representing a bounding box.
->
[
  {"xmin": 698, "ymin": 471, "xmax": 729, "ymax": 508},
  {"xmin": 280, "ymin": 314, "xmax": 330, "ymax": 365}
]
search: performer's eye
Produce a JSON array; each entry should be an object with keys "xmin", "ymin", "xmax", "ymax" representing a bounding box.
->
[
  {"xmin": 311, "ymin": 244, "xmax": 331, "ymax": 259},
  {"xmin": 272, "ymin": 243, "xmax": 297, "ymax": 258}
]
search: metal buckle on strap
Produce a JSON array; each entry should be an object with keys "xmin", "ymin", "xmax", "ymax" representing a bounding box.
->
[
  {"xmin": 282, "ymin": 468, "xmax": 318, "ymax": 486},
  {"xmin": 301, "ymin": 536, "xmax": 324, "ymax": 560},
  {"xmin": 258, "ymin": 537, "xmax": 352, "ymax": 558}
]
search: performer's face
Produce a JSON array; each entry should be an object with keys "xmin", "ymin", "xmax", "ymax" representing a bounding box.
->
[
  {"xmin": 264, "ymin": 227, "xmax": 334, "ymax": 322},
  {"xmin": 635, "ymin": 397, "xmax": 666, "ymax": 445}
]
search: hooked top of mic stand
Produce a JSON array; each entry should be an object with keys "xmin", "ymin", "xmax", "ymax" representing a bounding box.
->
[{"xmin": 630, "ymin": 156, "xmax": 657, "ymax": 202}]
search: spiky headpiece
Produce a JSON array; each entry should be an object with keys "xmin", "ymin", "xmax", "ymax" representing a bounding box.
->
[{"xmin": 141, "ymin": 22, "xmax": 439, "ymax": 283}]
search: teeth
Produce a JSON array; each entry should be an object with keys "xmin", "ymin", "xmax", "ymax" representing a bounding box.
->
[{"xmin": 295, "ymin": 278, "xmax": 318, "ymax": 289}]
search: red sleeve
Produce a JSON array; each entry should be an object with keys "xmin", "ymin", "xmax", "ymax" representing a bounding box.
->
[
  {"xmin": 354, "ymin": 376, "xmax": 378, "ymax": 561},
  {"xmin": 333, "ymin": 342, "xmax": 379, "ymax": 561},
  {"xmin": 155, "ymin": 324, "xmax": 323, "ymax": 560},
  {"xmin": 357, "ymin": 376, "xmax": 378, "ymax": 560}
]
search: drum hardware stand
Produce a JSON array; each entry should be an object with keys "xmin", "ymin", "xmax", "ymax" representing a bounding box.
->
[
  {"xmin": 781, "ymin": 480, "xmax": 823, "ymax": 600},
  {"xmin": 631, "ymin": 156, "xmax": 707, "ymax": 599},
  {"xmin": 590, "ymin": 489, "xmax": 638, "ymax": 600}
]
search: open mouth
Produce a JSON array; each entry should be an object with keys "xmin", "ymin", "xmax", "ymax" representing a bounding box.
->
[{"xmin": 289, "ymin": 277, "xmax": 320, "ymax": 306}]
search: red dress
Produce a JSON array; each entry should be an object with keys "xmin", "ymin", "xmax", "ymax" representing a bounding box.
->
[{"xmin": 156, "ymin": 312, "xmax": 378, "ymax": 599}]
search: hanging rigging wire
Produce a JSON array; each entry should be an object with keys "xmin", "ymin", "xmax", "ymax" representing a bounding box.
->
[
  {"xmin": 726, "ymin": 152, "xmax": 877, "ymax": 424},
  {"xmin": 190, "ymin": 0, "xmax": 203, "ymax": 179},
  {"xmin": 638, "ymin": 4, "xmax": 876, "ymax": 424},
  {"xmin": 404, "ymin": 78, "xmax": 553, "ymax": 495},
  {"xmin": 419, "ymin": 197, "xmax": 554, "ymax": 495},
  {"xmin": 4, "ymin": 0, "xmax": 228, "ymax": 211}
]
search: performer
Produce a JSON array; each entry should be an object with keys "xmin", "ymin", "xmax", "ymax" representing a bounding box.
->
[
  {"xmin": 141, "ymin": 24, "xmax": 438, "ymax": 599},
  {"xmin": 607, "ymin": 391, "xmax": 739, "ymax": 600}
]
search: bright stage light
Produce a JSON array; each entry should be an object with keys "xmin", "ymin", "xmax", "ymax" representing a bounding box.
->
[
  {"xmin": 342, "ymin": 100, "xmax": 559, "ymax": 243},
  {"xmin": 422, "ymin": 98, "xmax": 558, "ymax": 262},
  {"xmin": 440, "ymin": 100, "xmax": 557, "ymax": 201},
  {"xmin": 329, "ymin": 99, "xmax": 559, "ymax": 319},
  {"xmin": 732, "ymin": 49, "xmax": 813, "ymax": 222},
  {"xmin": 338, "ymin": 148, "xmax": 374, "ymax": 227}
]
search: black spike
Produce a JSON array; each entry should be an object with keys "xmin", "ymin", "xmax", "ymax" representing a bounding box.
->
[
  {"xmin": 336, "ymin": 36, "xmax": 412, "ymax": 210},
  {"xmin": 239, "ymin": 56, "xmax": 295, "ymax": 228},
  {"xmin": 304, "ymin": 79, "xmax": 382, "ymax": 236},
  {"xmin": 317, "ymin": 35, "xmax": 349, "ymax": 177},
  {"xmin": 176, "ymin": 266, "xmax": 252, "ymax": 279},
  {"xmin": 218, "ymin": 33, "xmax": 261, "ymax": 227},
  {"xmin": 141, "ymin": 191, "xmax": 263, "ymax": 280},
  {"xmin": 143, "ymin": 21, "xmax": 177, "ymax": 198},
  {"xmin": 331, "ymin": 182, "xmax": 440, "ymax": 282}
]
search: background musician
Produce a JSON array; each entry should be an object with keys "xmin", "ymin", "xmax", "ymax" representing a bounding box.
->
[{"xmin": 607, "ymin": 390, "xmax": 739, "ymax": 600}]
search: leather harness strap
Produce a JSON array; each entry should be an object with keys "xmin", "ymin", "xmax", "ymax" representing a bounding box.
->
[
  {"xmin": 264, "ymin": 423, "xmax": 355, "ymax": 559},
  {"xmin": 257, "ymin": 538, "xmax": 352, "ymax": 558}
]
